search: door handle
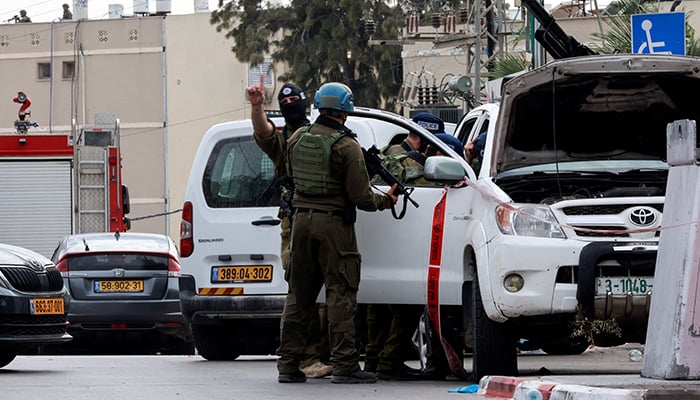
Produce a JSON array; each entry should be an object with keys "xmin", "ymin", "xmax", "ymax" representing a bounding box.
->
[{"xmin": 251, "ymin": 216, "xmax": 281, "ymax": 226}]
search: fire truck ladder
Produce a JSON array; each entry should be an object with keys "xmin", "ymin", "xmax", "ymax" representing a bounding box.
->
[{"xmin": 75, "ymin": 113, "xmax": 120, "ymax": 233}]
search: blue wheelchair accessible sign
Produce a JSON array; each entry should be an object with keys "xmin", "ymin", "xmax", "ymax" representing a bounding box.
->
[{"xmin": 631, "ymin": 12, "xmax": 685, "ymax": 55}]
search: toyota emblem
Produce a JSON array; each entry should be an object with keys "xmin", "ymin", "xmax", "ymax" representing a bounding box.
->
[{"xmin": 628, "ymin": 207, "xmax": 657, "ymax": 227}]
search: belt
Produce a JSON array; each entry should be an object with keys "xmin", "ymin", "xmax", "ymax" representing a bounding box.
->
[{"xmin": 295, "ymin": 207, "xmax": 345, "ymax": 218}]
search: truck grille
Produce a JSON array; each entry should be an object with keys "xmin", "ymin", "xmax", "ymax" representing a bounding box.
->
[
  {"xmin": 552, "ymin": 200, "xmax": 664, "ymax": 241},
  {"xmin": 0, "ymin": 266, "xmax": 65, "ymax": 292},
  {"xmin": 561, "ymin": 204, "xmax": 664, "ymax": 215}
]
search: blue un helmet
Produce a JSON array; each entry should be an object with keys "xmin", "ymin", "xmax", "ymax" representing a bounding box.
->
[{"xmin": 314, "ymin": 82, "xmax": 354, "ymax": 113}]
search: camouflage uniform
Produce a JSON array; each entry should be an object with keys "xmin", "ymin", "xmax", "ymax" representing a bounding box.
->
[
  {"xmin": 277, "ymin": 115, "xmax": 390, "ymax": 376},
  {"xmin": 254, "ymin": 120, "xmax": 330, "ymax": 369},
  {"xmin": 365, "ymin": 151, "xmax": 427, "ymax": 377},
  {"xmin": 254, "ymin": 122, "xmax": 294, "ymax": 268}
]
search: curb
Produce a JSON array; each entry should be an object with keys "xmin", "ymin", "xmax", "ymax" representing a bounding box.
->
[{"xmin": 478, "ymin": 376, "xmax": 647, "ymax": 400}]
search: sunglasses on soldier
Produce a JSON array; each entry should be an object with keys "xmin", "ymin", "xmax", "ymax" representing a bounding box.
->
[{"xmin": 280, "ymin": 95, "xmax": 300, "ymax": 105}]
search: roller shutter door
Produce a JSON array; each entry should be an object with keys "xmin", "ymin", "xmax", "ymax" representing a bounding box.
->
[{"xmin": 0, "ymin": 160, "xmax": 73, "ymax": 258}]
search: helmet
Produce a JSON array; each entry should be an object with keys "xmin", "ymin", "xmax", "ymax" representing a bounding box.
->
[{"xmin": 314, "ymin": 82, "xmax": 354, "ymax": 112}]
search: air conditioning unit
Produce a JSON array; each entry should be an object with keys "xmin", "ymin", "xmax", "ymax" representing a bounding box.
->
[
  {"xmin": 155, "ymin": 0, "xmax": 172, "ymax": 14},
  {"xmin": 133, "ymin": 0, "xmax": 148, "ymax": 14},
  {"xmin": 108, "ymin": 4, "xmax": 124, "ymax": 19},
  {"xmin": 194, "ymin": 0, "xmax": 209, "ymax": 13}
]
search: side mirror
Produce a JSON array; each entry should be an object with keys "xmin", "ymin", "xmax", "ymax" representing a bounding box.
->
[{"xmin": 424, "ymin": 156, "xmax": 467, "ymax": 185}]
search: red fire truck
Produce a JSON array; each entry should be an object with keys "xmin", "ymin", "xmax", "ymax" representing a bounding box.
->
[{"xmin": 0, "ymin": 92, "xmax": 130, "ymax": 257}]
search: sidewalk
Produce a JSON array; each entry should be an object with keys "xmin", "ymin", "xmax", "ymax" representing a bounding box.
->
[
  {"xmin": 474, "ymin": 344, "xmax": 700, "ymax": 399},
  {"xmin": 479, "ymin": 372, "xmax": 700, "ymax": 399}
]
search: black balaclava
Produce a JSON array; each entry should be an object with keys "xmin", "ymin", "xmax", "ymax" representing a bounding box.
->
[{"xmin": 278, "ymin": 83, "xmax": 309, "ymax": 131}]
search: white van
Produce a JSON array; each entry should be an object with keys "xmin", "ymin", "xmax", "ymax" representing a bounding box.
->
[{"xmin": 177, "ymin": 108, "xmax": 464, "ymax": 361}]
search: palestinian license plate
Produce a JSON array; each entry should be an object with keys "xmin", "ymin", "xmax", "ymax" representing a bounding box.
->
[
  {"xmin": 212, "ymin": 265, "xmax": 272, "ymax": 283},
  {"xmin": 94, "ymin": 280, "xmax": 144, "ymax": 293},
  {"xmin": 596, "ymin": 277, "xmax": 653, "ymax": 296},
  {"xmin": 30, "ymin": 297, "xmax": 65, "ymax": 315}
]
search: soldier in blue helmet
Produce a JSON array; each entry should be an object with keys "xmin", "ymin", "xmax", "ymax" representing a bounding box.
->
[{"xmin": 277, "ymin": 82, "xmax": 398, "ymax": 384}]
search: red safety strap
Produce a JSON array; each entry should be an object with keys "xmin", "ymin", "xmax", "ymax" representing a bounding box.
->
[{"xmin": 427, "ymin": 189, "xmax": 469, "ymax": 380}]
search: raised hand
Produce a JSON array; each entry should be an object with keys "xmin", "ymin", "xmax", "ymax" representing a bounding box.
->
[{"xmin": 246, "ymin": 74, "xmax": 265, "ymax": 106}]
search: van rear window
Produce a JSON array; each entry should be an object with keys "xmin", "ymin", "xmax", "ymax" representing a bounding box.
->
[{"xmin": 202, "ymin": 137, "xmax": 278, "ymax": 208}]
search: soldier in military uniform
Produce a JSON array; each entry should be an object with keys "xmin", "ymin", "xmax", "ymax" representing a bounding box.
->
[
  {"xmin": 277, "ymin": 82, "xmax": 397, "ymax": 384},
  {"xmin": 247, "ymin": 77, "xmax": 332, "ymax": 379},
  {"xmin": 365, "ymin": 128, "xmax": 464, "ymax": 381}
]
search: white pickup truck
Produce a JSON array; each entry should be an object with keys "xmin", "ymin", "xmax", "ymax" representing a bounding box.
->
[{"xmin": 179, "ymin": 54, "xmax": 700, "ymax": 379}]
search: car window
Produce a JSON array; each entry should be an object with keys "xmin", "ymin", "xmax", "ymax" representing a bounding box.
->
[
  {"xmin": 68, "ymin": 253, "xmax": 169, "ymax": 271},
  {"xmin": 456, "ymin": 116, "xmax": 478, "ymax": 144},
  {"xmin": 202, "ymin": 136, "xmax": 278, "ymax": 208}
]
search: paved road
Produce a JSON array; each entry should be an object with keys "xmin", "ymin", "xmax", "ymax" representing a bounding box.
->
[{"xmin": 1, "ymin": 345, "xmax": 645, "ymax": 400}]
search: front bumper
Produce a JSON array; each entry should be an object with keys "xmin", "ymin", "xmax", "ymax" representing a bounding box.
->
[
  {"xmin": 577, "ymin": 241, "xmax": 656, "ymax": 321},
  {"xmin": 0, "ymin": 289, "xmax": 72, "ymax": 347},
  {"xmin": 178, "ymin": 275, "xmax": 285, "ymax": 324}
]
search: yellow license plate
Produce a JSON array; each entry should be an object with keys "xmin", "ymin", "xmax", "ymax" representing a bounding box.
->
[
  {"xmin": 31, "ymin": 298, "xmax": 65, "ymax": 315},
  {"xmin": 212, "ymin": 265, "xmax": 272, "ymax": 283},
  {"xmin": 94, "ymin": 280, "xmax": 144, "ymax": 292}
]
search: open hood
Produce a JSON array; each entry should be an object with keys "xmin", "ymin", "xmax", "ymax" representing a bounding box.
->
[{"xmin": 494, "ymin": 55, "xmax": 700, "ymax": 173}]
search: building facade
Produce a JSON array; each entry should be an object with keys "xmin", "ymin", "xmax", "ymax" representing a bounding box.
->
[{"xmin": 0, "ymin": 13, "xmax": 282, "ymax": 242}]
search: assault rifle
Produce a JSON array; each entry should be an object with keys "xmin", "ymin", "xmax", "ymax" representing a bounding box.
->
[
  {"xmin": 521, "ymin": 0, "xmax": 597, "ymax": 59},
  {"xmin": 362, "ymin": 145, "xmax": 419, "ymax": 219}
]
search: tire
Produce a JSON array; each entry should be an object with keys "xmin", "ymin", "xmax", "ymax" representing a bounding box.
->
[
  {"xmin": 0, "ymin": 352, "xmax": 17, "ymax": 368},
  {"xmin": 192, "ymin": 324, "xmax": 242, "ymax": 361},
  {"xmin": 470, "ymin": 279, "xmax": 518, "ymax": 380}
]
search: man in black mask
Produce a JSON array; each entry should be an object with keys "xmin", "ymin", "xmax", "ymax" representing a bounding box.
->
[{"xmin": 247, "ymin": 77, "xmax": 332, "ymax": 379}]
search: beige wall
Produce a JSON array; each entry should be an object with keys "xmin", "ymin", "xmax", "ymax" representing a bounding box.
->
[
  {"xmin": 0, "ymin": 14, "xmax": 258, "ymax": 243},
  {"xmin": 164, "ymin": 13, "xmax": 257, "ymax": 241},
  {"xmin": 0, "ymin": 17, "xmax": 169, "ymax": 237}
]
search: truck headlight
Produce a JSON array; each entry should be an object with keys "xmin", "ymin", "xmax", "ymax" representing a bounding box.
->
[{"xmin": 496, "ymin": 204, "xmax": 566, "ymax": 238}]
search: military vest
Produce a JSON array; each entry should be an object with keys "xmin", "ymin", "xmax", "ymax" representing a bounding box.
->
[
  {"xmin": 290, "ymin": 127, "xmax": 345, "ymax": 196},
  {"xmin": 377, "ymin": 151, "xmax": 425, "ymax": 184}
]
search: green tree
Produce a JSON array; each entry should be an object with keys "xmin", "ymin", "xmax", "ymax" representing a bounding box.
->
[
  {"xmin": 592, "ymin": 0, "xmax": 700, "ymax": 55},
  {"xmin": 210, "ymin": 0, "xmax": 405, "ymax": 109}
]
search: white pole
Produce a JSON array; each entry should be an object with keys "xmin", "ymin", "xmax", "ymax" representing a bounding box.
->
[{"xmin": 642, "ymin": 119, "xmax": 700, "ymax": 379}]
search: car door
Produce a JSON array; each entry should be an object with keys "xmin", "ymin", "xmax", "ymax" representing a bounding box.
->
[
  {"xmin": 351, "ymin": 111, "xmax": 479, "ymax": 307},
  {"xmin": 455, "ymin": 104, "xmax": 497, "ymax": 179}
]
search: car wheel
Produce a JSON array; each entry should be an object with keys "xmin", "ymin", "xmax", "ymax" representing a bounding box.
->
[
  {"xmin": 192, "ymin": 324, "xmax": 241, "ymax": 360},
  {"xmin": 0, "ymin": 352, "xmax": 17, "ymax": 368},
  {"xmin": 470, "ymin": 278, "xmax": 518, "ymax": 380}
]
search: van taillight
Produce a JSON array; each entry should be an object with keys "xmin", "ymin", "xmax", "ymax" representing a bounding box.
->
[
  {"xmin": 56, "ymin": 259, "xmax": 69, "ymax": 278},
  {"xmin": 180, "ymin": 201, "xmax": 194, "ymax": 257},
  {"xmin": 168, "ymin": 257, "xmax": 181, "ymax": 278}
]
